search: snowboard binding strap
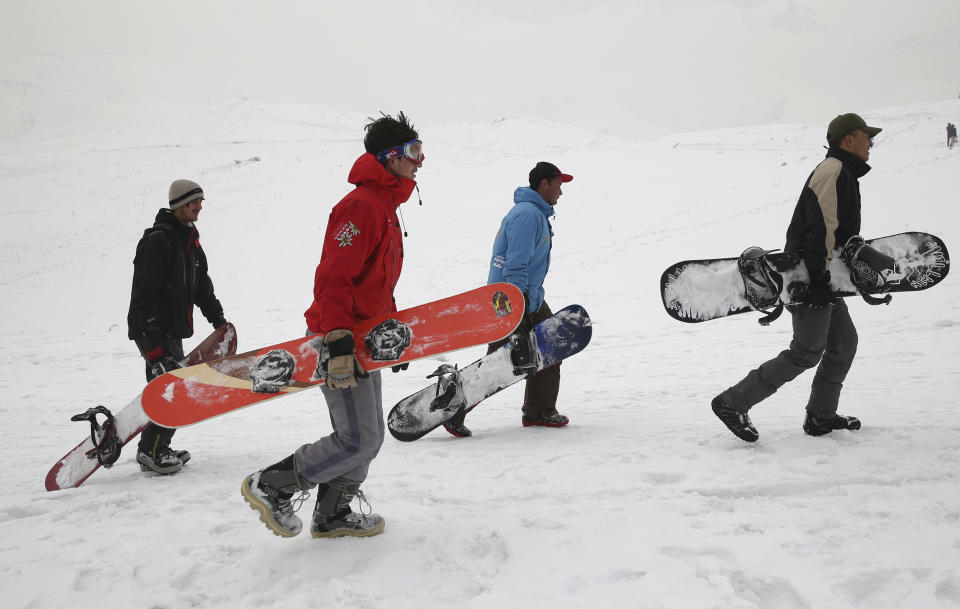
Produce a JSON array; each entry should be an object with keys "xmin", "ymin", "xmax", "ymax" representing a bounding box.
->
[
  {"xmin": 426, "ymin": 364, "xmax": 467, "ymax": 415},
  {"xmin": 737, "ymin": 246, "xmax": 785, "ymax": 326},
  {"xmin": 841, "ymin": 235, "xmax": 893, "ymax": 307},
  {"xmin": 70, "ymin": 405, "xmax": 122, "ymax": 468}
]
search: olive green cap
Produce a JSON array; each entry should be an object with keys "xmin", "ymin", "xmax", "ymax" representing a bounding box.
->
[{"xmin": 827, "ymin": 113, "xmax": 882, "ymax": 142}]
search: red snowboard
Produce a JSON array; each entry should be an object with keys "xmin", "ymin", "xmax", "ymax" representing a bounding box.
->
[
  {"xmin": 142, "ymin": 283, "xmax": 524, "ymax": 428},
  {"xmin": 45, "ymin": 323, "xmax": 238, "ymax": 491}
]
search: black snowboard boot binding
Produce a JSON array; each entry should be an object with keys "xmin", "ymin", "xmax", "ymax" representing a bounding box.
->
[
  {"xmin": 711, "ymin": 396, "xmax": 759, "ymax": 442},
  {"xmin": 803, "ymin": 412, "xmax": 861, "ymax": 437},
  {"xmin": 71, "ymin": 405, "xmax": 123, "ymax": 468},
  {"xmin": 509, "ymin": 331, "xmax": 539, "ymax": 376},
  {"xmin": 311, "ymin": 477, "xmax": 385, "ymax": 538},
  {"xmin": 242, "ymin": 454, "xmax": 316, "ymax": 537}
]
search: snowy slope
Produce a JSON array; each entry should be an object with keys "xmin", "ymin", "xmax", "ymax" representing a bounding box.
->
[{"xmin": 2, "ymin": 87, "xmax": 959, "ymax": 608}]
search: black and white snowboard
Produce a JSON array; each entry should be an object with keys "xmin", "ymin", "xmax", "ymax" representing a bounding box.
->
[
  {"xmin": 661, "ymin": 232, "xmax": 949, "ymax": 324},
  {"xmin": 387, "ymin": 304, "xmax": 592, "ymax": 442}
]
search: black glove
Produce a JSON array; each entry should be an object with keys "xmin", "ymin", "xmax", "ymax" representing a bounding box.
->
[
  {"xmin": 391, "ymin": 363, "xmax": 409, "ymax": 373},
  {"xmin": 212, "ymin": 316, "xmax": 228, "ymax": 329},
  {"xmin": 149, "ymin": 354, "xmax": 182, "ymax": 379},
  {"xmin": 517, "ymin": 292, "xmax": 536, "ymax": 334},
  {"xmin": 806, "ymin": 273, "xmax": 834, "ymax": 308}
]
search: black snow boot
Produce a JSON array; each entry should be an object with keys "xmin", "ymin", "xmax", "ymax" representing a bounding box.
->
[
  {"xmin": 242, "ymin": 454, "xmax": 315, "ymax": 538},
  {"xmin": 137, "ymin": 447, "xmax": 184, "ymax": 474},
  {"xmin": 310, "ymin": 477, "xmax": 385, "ymax": 539},
  {"xmin": 711, "ymin": 396, "xmax": 759, "ymax": 443},
  {"xmin": 803, "ymin": 412, "xmax": 861, "ymax": 437}
]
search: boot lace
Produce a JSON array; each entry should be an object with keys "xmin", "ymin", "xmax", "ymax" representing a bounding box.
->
[{"xmin": 355, "ymin": 489, "xmax": 373, "ymax": 517}]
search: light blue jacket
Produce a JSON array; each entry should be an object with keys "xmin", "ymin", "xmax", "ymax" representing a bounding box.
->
[{"xmin": 487, "ymin": 187, "xmax": 554, "ymax": 312}]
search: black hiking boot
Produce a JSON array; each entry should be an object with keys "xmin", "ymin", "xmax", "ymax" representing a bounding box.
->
[
  {"xmin": 803, "ymin": 412, "xmax": 861, "ymax": 437},
  {"xmin": 311, "ymin": 477, "xmax": 385, "ymax": 539},
  {"xmin": 137, "ymin": 447, "xmax": 184, "ymax": 474},
  {"xmin": 522, "ymin": 413, "xmax": 569, "ymax": 428},
  {"xmin": 173, "ymin": 449, "xmax": 191, "ymax": 465},
  {"xmin": 241, "ymin": 454, "xmax": 315, "ymax": 538},
  {"xmin": 711, "ymin": 396, "xmax": 759, "ymax": 442}
]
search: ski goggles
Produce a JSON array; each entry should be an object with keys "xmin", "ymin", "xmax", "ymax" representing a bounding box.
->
[{"xmin": 376, "ymin": 139, "xmax": 425, "ymax": 164}]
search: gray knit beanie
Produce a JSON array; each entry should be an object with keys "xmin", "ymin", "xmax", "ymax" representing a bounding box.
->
[{"xmin": 169, "ymin": 179, "xmax": 204, "ymax": 210}]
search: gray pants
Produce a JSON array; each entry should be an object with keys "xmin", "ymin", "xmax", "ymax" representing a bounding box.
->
[
  {"xmin": 718, "ymin": 301, "xmax": 858, "ymax": 416},
  {"xmin": 295, "ymin": 371, "xmax": 385, "ymax": 485}
]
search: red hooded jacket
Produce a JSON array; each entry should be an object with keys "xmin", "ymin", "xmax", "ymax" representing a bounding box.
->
[{"xmin": 304, "ymin": 153, "xmax": 416, "ymax": 334}]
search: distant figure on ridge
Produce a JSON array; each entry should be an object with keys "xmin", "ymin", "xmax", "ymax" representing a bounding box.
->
[{"xmin": 947, "ymin": 123, "xmax": 957, "ymax": 149}]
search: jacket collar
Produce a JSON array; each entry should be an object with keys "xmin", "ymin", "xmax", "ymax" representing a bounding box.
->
[
  {"xmin": 826, "ymin": 147, "xmax": 871, "ymax": 179},
  {"xmin": 154, "ymin": 208, "xmax": 198, "ymax": 239},
  {"xmin": 513, "ymin": 187, "xmax": 556, "ymax": 218},
  {"xmin": 347, "ymin": 153, "xmax": 416, "ymax": 208}
]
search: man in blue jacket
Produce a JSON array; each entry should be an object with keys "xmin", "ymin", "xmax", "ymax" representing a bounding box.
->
[{"xmin": 444, "ymin": 162, "xmax": 573, "ymax": 437}]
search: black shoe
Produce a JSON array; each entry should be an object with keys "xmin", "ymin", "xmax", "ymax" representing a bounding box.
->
[
  {"xmin": 173, "ymin": 449, "xmax": 191, "ymax": 465},
  {"xmin": 137, "ymin": 448, "xmax": 183, "ymax": 474},
  {"xmin": 803, "ymin": 412, "xmax": 861, "ymax": 437},
  {"xmin": 443, "ymin": 421, "xmax": 472, "ymax": 438},
  {"xmin": 241, "ymin": 454, "xmax": 315, "ymax": 538},
  {"xmin": 310, "ymin": 478, "xmax": 385, "ymax": 538},
  {"xmin": 711, "ymin": 396, "xmax": 759, "ymax": 442},
  {"xmin": 522, "ymin": 413, "xmax": 569, "ymax": 428}
]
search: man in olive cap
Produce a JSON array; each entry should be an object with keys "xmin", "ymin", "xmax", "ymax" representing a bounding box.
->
[
  {"xmin": 711, "ymin": 113, "xmax": 887, "ymax": 442},
  {"xmin": 127, "ymin": 179, "xmax": 228, "ymax": 474}
]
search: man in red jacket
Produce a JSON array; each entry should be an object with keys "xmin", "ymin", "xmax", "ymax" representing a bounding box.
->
[{"xmin": 242, "ymin": 112, "xmax": 422, "ymax": 539}]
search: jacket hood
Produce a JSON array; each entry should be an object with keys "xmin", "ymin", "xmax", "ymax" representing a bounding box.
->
[
  {"xmin": 513, "ymin": 186, "xmax": 555, "ymax": 218},
  {"xmin": 348, "ymin": 153, "xmax": 417, "ymax": 206},
  {"xmin": 826, "ymin": 147, "xmax": 871, "ymax": 179}
]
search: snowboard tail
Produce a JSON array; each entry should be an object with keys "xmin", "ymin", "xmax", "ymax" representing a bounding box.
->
[
  {"xmin": 661, "ymin": 232, "xmax": 949, "ymax": 324},
  {"xmin": 142, "ymin": 284, "xmax": 525, "ymax": 428},
  {"xmin": 44, "ymin": 323, "xmax": 238, "ymax": 491},
  {"xmin": 387, "ymin": 304, "xmax": 592, "ymax": 442}
]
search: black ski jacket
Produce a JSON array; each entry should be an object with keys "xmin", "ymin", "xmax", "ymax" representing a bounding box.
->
[
  {"xmin": 127, "ymin": 209, "xmax": 224, "ymax": 354},
  {"xmin": 784, "ymin": 147, "xmax": 870, "ymax": 283}
]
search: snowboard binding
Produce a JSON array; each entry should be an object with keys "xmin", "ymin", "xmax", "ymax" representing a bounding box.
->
[
  {"xmin": 426, "ymin": 364, "xmax": 466, "ymax": 415},
  {"xmin": 737, "ymin": 246, "xmax": 785, "ymax": 326},
  {"xmin": 70, "ymin": 405, "xmax": 122, "ymax": 468},
  {"xmin": 509, "ymin": 331, "xmax": 540, "ymax": 376},
  {"xmin": 841, "ymin": 235, "xmax": 894, "ymax": 306}
]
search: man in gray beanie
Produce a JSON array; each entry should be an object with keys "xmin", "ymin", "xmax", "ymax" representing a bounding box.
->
[{"xmin": 127, "ymin": 179, "xmax": 228, "ymax": 474}]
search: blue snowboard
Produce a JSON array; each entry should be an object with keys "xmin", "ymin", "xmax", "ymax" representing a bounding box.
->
[{"xmin": 387, "ymin": 304, "xmax": 592, "ymax": 442}]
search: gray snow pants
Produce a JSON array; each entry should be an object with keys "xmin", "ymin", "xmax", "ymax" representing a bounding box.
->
[
  {"xmin": 718, "ymin": 300, "xmax": 858, "ymax": 416},
  {"xmin": 295, "ymin": 370, "xmax": 385, "ymax": 485}
]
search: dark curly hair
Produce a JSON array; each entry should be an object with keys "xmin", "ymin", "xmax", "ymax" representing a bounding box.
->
[{"xmin": 363, "ymin": 111, "xmax": 419, "ymax": 159}]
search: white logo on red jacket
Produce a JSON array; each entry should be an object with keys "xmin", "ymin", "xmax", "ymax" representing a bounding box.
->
[{"xmin": 334, "ymin": 221, "xmax": 360, "ymax": 247}]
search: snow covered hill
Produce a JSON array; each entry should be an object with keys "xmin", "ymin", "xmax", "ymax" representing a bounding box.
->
[{"xmin": 2, "ymin": 90, "xmax": 959, "ymax": 607}]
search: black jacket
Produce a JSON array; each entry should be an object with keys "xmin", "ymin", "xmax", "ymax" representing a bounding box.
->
[
  {"xmin": 784, "ymin": 147, "xmax": 869, "ymax": 283},
  {"xmin": 127, "ymin": 209, "xmax": 224, "ymax": 353}
]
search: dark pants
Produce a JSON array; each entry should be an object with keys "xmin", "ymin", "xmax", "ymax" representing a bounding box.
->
[
  {"xmin": 718, "ymin": 300, "xmax": 858, "ymax": 416},
  {"xmin": 454, "ymin": 301, "xmax": 562, "ymax": 423},
  {"xmin": 136, "ymin": 338, "xmax": 184, "ymax": 455}
]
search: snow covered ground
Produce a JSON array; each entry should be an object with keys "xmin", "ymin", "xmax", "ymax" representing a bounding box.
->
[{"xmin": 2, "ymin": 63, "xmax": 959, "ymax": 609}]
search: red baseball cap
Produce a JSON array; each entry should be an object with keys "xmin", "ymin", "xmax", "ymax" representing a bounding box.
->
[{"xmin": 529, "ymin": 162, "xmax": 573, "ymax": 187}]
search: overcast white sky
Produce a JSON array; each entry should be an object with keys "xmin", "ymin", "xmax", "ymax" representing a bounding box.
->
[{"xmin": 1, "ymin": 0, "xmax": 958, "ymax": 135}]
